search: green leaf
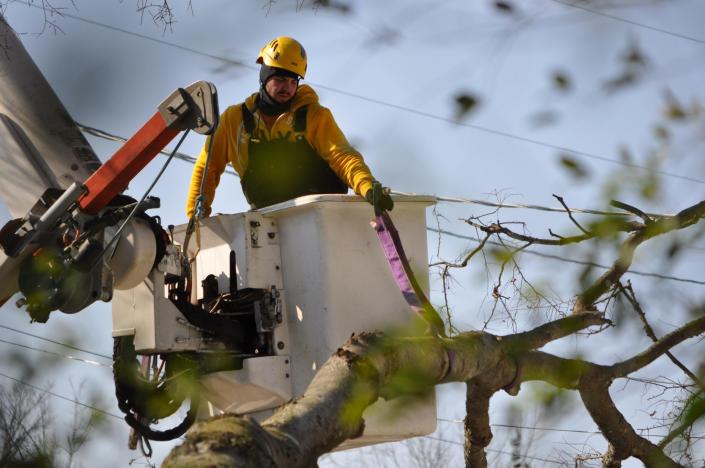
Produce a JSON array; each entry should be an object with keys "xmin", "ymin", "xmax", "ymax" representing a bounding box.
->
[
  {"xmin": 653, "ymin": 124, "xmax": 670, "ymax": 141},
  {"xmin": 494, "ymin": 1, "xmax": 514, "ymax": 13},
  {"xmin": 490, "ymin": 247, "xmax": 516, "ymax": 264},
  {"xmin": 552, "ymin": 70, "xmax": 571, "ymax": 91},
  {"xmin": 558, "ymin": 154, "xmax": 590, "ymax": 179},
  {"xmin": 454, "ymin": 93, "xmax": 479, "ymax": 120}
]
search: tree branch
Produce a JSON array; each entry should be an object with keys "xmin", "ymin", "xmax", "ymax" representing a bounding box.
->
[
  {"xmin": 553, "ymin": 194, "xmax": 590, "ymax": 235},
  {"xmin": 610, "ymin": 199, "xmax": 653, "ymax": 224},
  {"xmin": 608, "ymin": 313, "xmax": 705, "ymax": 378},
  {"xmin": 619, "ymin": 282, "xmax": 705, "ymax": 389},
  {"xmin": 429, "ymin": 232, "xmax": 491, "ymax": 268},
  {"xmin": 164, "ymin": 332, "xmax": 503, "ymax": 467},
  {"xmin": 465, "ymin": 219, "xmax": 597, "ymax": 246},
  {"xmin": 464, "ymin": 380, "xmax": 493, "ymax": 468},
  {"xmin": 502, "ymin": 312, "xmax": 610, "ymax": 351},
  {"xmin": 163, "ymin": 305, "xmax": 705, "ymax": 467},
  {"xmin": 579, "ymin": 373, "xmax": 682, "ymax": 467}
]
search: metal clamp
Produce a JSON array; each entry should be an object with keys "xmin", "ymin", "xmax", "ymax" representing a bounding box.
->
[
  {"xmin": 158, "ymin": 81, "xmax": 219, "ymax": 135},
  {"xmin": 254, "ymin": 286, "xmax": 282, "ymax": 333}
]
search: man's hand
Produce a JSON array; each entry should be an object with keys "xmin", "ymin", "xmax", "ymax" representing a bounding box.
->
[{"xmin": 365, "ymin": 181, "xmax": 394, "ymax": 216}]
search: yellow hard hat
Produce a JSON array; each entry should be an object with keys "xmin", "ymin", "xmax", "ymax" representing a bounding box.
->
[{"xmin": 256, "ymin": 37, "xmax": 307, "ymax": 79}]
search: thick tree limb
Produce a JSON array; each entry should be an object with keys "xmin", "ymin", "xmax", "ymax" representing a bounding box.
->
[
  {"xmin": 579, "ymin": 373, "xmax": 682, "ymax": 467},
  {"xmin": 164, "ymin": 332, "xmax": 502, "ymax": 467},
  {"xmin": 464, "ymin": 380, "xmax": 493, "ymax": 468},
  {"xmin": 163, "ymin": 305, "xmax": 705, "ymax": 467},
  {"xmin": 164, "ymin": 316, "xmax": 608, "ymax": 467},
  {"xmin": 515, "ymin": 352, "xmax": 682, "ymax": 466}
]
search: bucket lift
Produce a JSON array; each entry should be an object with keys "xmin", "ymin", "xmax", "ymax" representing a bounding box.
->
[
  {"xmin": 0, "ymin": 16, "xmax": 438, "ymax": 450},
  {"xmin": 113, "ymin": 194, "xmax": 438, "ymax": 448}
]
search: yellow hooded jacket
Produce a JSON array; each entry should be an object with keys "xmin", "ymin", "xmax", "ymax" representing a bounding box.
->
[{"xmin": 186, "ymin": 85, "xmax": 375, "ymax": 217}]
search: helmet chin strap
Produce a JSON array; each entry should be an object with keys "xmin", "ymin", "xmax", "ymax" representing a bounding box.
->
[
  {"xmin": 257, "ymin": 64, "xmax": 299, "ymax": 116},
  {"xmin": 257, "ymin": 85, "xmax": 295, "ymax": 116}
]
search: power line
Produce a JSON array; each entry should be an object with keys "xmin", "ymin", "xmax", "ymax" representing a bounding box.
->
[
  {"xmin": 79, "ymin": 121, "xmax": 671, "ymax": 218},
  {"xmin": 549, "ymin": 0, "xmax": 705, "ymax": 46},
  {"xmin": 438, "ymin": 417, "xmax": 600, "ymax": 435},
  {"xmin": 17, "ymin": 0, "xmax": 250, "ymax": 71},
  {"xmin": 427, "ymin": 226, "xmax": 705, "ymax": 286},
  {"xmin": 0, "ymin": 323, "xmax": 112, "ymax": 360},
  {"xmin": 76, "ymin": 122, "xmax": 241, "ymax": 177},
  {"xmin": 0, "ymin": 370, "xmax": 122, "ymax": 420},
  {"xmin": 76, "ymin": 121, "xmax": 705, "ymax": 275},
  {"xmin": 423, "ymin": 435, "xmax": 565, "ymax": 465},
  {"xmin": 436, "ymin": 417, "xmax": 705, "ymax": 441},
  {"xmin": 0, "ymin": 337, "xmax": 112, "ymax": 368},
  {"xmin": 62, "ymin": 120, "xmax": 705, "ymax": 285},
  {"xmin": 75, "ymin": 121, "xmax": 684, "ymax": 220},
  {"xmin": 309, "ymin": 81, "xmax": 705, "ymax": 186},
  {"xmin": 25, "ymin": 3, "xmax": 705, "ymax": 187},
  {"xmin": 393, "ymin": 190, "xmax": 671, "ymax": 217}
]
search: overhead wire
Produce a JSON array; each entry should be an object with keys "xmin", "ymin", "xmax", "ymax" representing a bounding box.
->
[
  {"xmin": 0, "ymin": 337, "xmax": 112, "ymax": 368},
  {"xmin": 0, "ymin": 370, "xmax": 123, "ymax": 420},
  {"xmin": 422, "ymin": 435, "xmax": 565, "ymax": 465},
  {"xmin": 76, "ymin": 122, "xmax": 241, "ymax": 177},
  {"xmin": 393, "ymin": 189, "xmax": 672, "ymax": 217},
  {"xmin": 427, "ymin": 227, "xmax": 705, "ymax": 286},
  {"xmin": 18, "ymin": 1, "xmax": 705, "ymax": 187},
  {"xmin": 74, "ymin": 123, "xmax": 705, "ymax": 276},
  {"xmin": 69, "ymin": 116, "xmax": 705, "ymax": 285},
  {"xmin": 0, "ymin": 323, "xmax": 112, "ymax": 360},
  {"xmin": 15, "ymin": 0, "xmax": 249, "ymax": 69},
  {"xmin": 436, "ymin": 417, "xmax": 705, "ymax": 440},
  {"xmin": 548, "ymin": 0, "xmax": 705, "ymax": 46},
  {"xmin": 438, "ymin": 417, "xmax": 600, "ymax": 435},
  {"xmin": 307, "ymin": 81, "xmax": 705, "ymax": 186},
  {"xmin": 75, "ymin": 122, "xmax": 689, "ymax": 221}
]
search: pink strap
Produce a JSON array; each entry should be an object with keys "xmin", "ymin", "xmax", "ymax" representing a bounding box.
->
[{"xmin": 373, "ymin": 212, "xmax": 446, "ymax": 337}]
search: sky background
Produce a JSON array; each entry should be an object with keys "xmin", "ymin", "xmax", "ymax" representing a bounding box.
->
[{"xmin": 0, "ymin": 0, "xmax": 704, "ymax": 466}]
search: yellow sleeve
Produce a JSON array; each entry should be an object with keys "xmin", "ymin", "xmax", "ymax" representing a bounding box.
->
[
  {"xmin": 185, "ymin": 106, "xmax": 243, "ymax": 218},
  {"xmin": 306, "ymin": 106, "xmax": 375, "ymax": 197}
]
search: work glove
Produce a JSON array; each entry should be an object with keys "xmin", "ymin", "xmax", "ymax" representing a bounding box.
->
[{"xmin": 365, "ymin": 181, "xmax": 394, "ymax": 216}]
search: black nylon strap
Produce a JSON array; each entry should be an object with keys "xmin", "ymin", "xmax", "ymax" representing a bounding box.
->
[
  {"xmin": 241, "ymin": 103, "xmax": 255, "ymax": 134},
  {"xmin": 294, "ymin": 105, "xmax": 308, "ymax": 133}
]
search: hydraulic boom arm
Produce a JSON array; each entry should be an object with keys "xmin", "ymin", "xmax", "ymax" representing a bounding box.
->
[{"xmin": 0, "ymin": 81, "xmax": 218, "ymax": 321}]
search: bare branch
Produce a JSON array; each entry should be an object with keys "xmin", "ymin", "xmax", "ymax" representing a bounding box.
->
[
  {"xmin": 618, "ymin": 282, "xmax": 705, "ymax": 389},
  {"xmin": 608, "ymin": 313, "xmax": 705, "ymax": 378},
  {"xmin": 610, "ymin": 199, "xmax": 653, "ymax": 224},
  {"xmin": 553, "ymin": 194, "xmax": 590, "ymax": 235},
  {"xmin": 465, "ymin": 219, "xmax": 598, "ymax": 246},
  {"xmin": 429, "ymin": 232, "xmax": 491, "ymax": 268}
]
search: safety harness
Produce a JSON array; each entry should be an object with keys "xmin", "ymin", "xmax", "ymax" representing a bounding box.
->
[{"xmin": 239, "ymin": 102, "xmax": 347, "ymax": 209}]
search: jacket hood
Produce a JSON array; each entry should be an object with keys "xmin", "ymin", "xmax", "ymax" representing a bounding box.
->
[{"xmin": 244, "ymin": 84, "xmax": 319, "ymax": 112}]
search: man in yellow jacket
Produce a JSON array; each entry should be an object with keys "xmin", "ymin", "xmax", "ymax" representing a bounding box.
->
[{"xmin": 186, "ymin": 36, "xmax": 393, "ymax": 217}]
